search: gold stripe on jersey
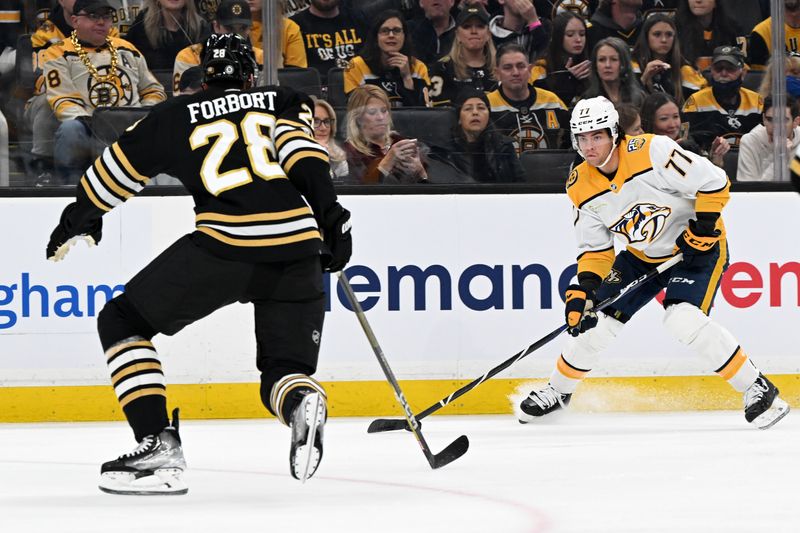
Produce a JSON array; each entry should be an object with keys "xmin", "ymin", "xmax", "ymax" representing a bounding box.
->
[
  {"xmin": 577, "ymin": 247, "xmax": 615, "ymax": 279},
  {"xmin": 196, "ymin": 207, "xmax": 315, "ymax": 224},
  {"xmin": 80, "ymin": 176, "xmax": 114, "ymax": 212},
  {"xmin": 94, "ymin": 156, "xmax": 136, "ymax": 201},
  {"xmin": 106, "ymin": 339, "xmax": 155, "ymax": 360},
  {"xmin": 283, "ymin": 151, "xmax": 329, "ymax": 173},
  {"xmin": 487, "ymin": 87, "xmax": 568, "ymax": 112},
  {"xmin": 681, "ymin": 65, "xmax": 708, "ymax": 91},
  {"xmin": 715, "ymin": 346, "xmax": 747, "ymax": 380},
  {"xmin": 274, "ymin": 120, "xmax": 329, "ymax": 173},
  {"xmin": 197, "ymin": 227, "xmax": 321, "ymax": 247},
  {"xmin": 791, "ymin": 154, "xmax": 800, "ymax": 176},
  {"xmin": 105, "ymin": 339, "xmax": 165, "ymax": 408},
  {"xmin": 0, "ymin": 10, "xmax": 21, "ymax": 22},
  {"xmin": 626, "ymin": 246, "xmax": 676, "ymax": 264},
  {"xmin": 700, "ymin": 237, "xmax": 727, "ymax": 313},
  {"xmin": 119, "ymin": 387, "xmax": 166, "ymax": 408},
  {"xmin": 696, "ymin": 181, "xmax": 730, "ymax": 214},
  {"xmin": 111, "ymin": 142, "xmax": 149, "ymax": 184},
  {"xmin": 682, "ymin": 87, "xmax": 762, "ymax": 115}
]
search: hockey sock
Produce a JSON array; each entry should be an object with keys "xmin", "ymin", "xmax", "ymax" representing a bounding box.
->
[
  {"xmin": 269, "ymin": 374, "xmax": 326, "ymax": 426},
  {"xmin": 106, "ymin": 336, "xmax": 169, "ymax": 441},
  {"xmin": 663, "ymin": 302, "xmax": 759, "ymax": 392},
  {"xmin": 550, "ymin": 313, "xmax": 624, "ymax": 394}
]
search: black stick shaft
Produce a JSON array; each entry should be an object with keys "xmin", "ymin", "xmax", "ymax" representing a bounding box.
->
[{"xmin": 393, "ymin": 253, "xmax": 684, "ymax": 422}]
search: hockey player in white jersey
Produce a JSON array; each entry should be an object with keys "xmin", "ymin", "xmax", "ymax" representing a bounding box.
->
[{"xmin": 519, "ymin": 96, "xmax": 789, "ymax": 429}]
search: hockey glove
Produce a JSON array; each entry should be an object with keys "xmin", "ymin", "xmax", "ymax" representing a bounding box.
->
[
  {"xmin": 321, "ymin": 203, "xmax": 352, "ymax": 272},
  {"xmin": 46, "ymin": 203, "xmax": 103, "ymax": 262},
  {"xmin": 564, "ymin": 285, "xmax": 598, "ymax": 337},
  {"xmin": 675, "ymin": 219, "xmax": 720, "ymax": 268}
]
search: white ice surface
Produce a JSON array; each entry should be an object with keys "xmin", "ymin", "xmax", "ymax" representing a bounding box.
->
[{"xmin": 0, "ymin": 412, "xmax": 797, "ymax": 533}]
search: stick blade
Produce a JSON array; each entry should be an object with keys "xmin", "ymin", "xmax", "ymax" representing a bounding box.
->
[
  {"xmin": 367, "ymin": 418, "xmax": 410, "ymax": 433},
  {"xmin": 430, "ymin": 435, "xmax": 469, "ymax": 469}
]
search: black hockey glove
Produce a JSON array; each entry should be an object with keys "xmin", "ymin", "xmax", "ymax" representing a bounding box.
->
[
  {"xmin": 321, "ymin": 203, "xmax": 352, "ymax": 272},
  {"xmin": 675, "ymin": 219, "xmax": 720, "ymax": 268},
  {"xmin": 564, "ymin": 285, "xmax": 598, "ymax": 337},
  {"xmin": 46, "ymin": 202, "xmax": 103, "ymax": 262}
]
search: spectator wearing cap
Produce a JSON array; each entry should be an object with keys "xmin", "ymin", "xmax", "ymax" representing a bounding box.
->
[
  {"xmin": 682, "ymin": 45, "xmax": 762, "ymax": 152},
  {"xmin": 431, "ymin": 88, "xmax": 524, "ymax": 182},
  {"xmin": 125, "ymin": 0, "xmax": 210, "ymax": 71},
  {"xmin": 290, "ymin": 0, "xmax": 366, "ymax": 84},
  {"xmin": 737, "ymin": 95, "xmax": 800, "ymax": 181},
  {"xmin": 39, "ymin": 0, "xmax": 166, "ymax": 185},
  {"xmin": 172, "ymin": 0, "xmax": 264, "ymax": 94},
  {"xmin": 488, "ymin": 0, "xmax": 549, "ymax": 63},
  {"xmin": 407, "ymin": 0, "xmax": 457, "ymax": 66},
  {"xmin": 429, "ymin": 4, "xmax": 497, "ymax": 107}
]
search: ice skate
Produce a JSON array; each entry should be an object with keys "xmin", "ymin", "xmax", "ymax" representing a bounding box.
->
[
  {"xmin": 290, "ymin": 391, "xmax": 326, "ymax": 482},
  {"xmin": 744, "ymin": 374, "xmax": 790, "ymax": 430},
  {"xmin": 99, "ymin": 409, "xmax": 187, "ymax": 495},
  {"xmin": 519, "ymin": 384, "xmax": 571, "ymax": 423}
]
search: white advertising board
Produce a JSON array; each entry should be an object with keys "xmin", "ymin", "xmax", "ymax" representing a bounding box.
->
[{"xmin": 0, "ymin": 192, "xmax": 798, "ymax": 386}]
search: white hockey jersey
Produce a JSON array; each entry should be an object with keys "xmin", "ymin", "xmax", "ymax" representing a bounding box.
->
[{"xmin": 567, "ymin": 134, "xmax": 730, "ymax": 279}]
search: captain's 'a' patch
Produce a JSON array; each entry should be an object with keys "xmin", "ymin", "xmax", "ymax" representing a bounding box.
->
[{"xmin": 627, "ymin": 137, "xmax": 646, "ymax": 152}]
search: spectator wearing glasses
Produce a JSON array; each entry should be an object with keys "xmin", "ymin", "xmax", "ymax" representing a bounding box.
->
[
  {"xmin": 429, "ymin": 4, "xmax": 497, "ymax": 107},
  {"xmin": 173, "ymin": 0, "xmax": 263, "ymax": 94},
  {"xmin": 737, "ymin": 95, "xmax": 800, "ymax": 182},
  {"xmin": 39, "ymin": 0, "xmax": 166, "ymax": 185},
  {"xmin": 344, "ymin": 10, "xmax": 432, "ymax": 108},
  {"xmin": 312, "ymin": 97, "xmax": 349, "ymax": 181},
  {"xmin": 682, "ymin": 46, "xmax": 762, "ymax": 152},
  {"xmin": 125, "ymin": 0, "xmax": 210, "ymax": 70}
]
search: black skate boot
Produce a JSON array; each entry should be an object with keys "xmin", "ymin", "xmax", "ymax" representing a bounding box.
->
[
  {"xmin": 744, "ymin": 374, "xmax": 790, "ymax": 429},
  {"xmin": 519, "ymin": 384, "xmax": 572, "ymax": 423},
  {"xmin": 99, "ymin": 408, "xmax": 187, "ymax": 495},
  {"xmin": 289, "ymin": 391, "xmax": 326, "ymax": 482}
]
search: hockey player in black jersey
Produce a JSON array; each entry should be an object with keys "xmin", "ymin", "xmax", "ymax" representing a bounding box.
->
[{"xmin": 45, "ymin": 34, "xmax": 352, "ymax": 495}]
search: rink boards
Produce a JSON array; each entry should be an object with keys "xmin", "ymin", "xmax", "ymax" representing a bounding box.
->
[{"xmin": 0, "ymin": 192, "xmax": 798, "ymax": 421}]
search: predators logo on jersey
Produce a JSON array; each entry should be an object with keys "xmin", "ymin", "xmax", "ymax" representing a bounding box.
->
[
  {"xmin": 611, "ymin": 203, "xmax": 672, "ymax": 244},
  {"xmin": 627, "ymin": 137, "xmax": 646, "ymax": 152}
]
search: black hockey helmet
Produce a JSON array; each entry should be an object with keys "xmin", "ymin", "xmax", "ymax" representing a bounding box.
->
[{"xmin": 202, "ymin": 33, "xmax": 257, "ymax": 85}]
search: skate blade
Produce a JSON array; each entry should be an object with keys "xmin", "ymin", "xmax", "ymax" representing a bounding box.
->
[
  {"xmin": 291, "ymin": 392, "xmax": 325, "ymax": 483},
  {"xmin": 751, "ymin": 397, "xmax": 790, "ymax": 430},
  {"xmin": 99, "ymin": 468, "xmax": 188, "ymax": 495}
]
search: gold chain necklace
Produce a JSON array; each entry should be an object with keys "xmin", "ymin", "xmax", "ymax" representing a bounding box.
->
[{"xmin": 70, "ymin": 30, "xmax": 119, "ymax": 83}]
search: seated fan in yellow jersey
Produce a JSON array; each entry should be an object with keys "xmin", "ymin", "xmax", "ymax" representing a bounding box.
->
[{"xmin": 518, "ymin": 96, "xmax": 789, "ymax": 430}]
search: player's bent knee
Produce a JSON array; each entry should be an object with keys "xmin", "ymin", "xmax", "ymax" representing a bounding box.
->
[
  {"xmin": 565, "ymin": 313, "xmax": 624, "ymax": 364},
  {"xmin": 97, "ymin": 294, "xmax": 155, "ymax": 351},
  {"xmin": 662, "ymin": 302, "xmax": 709, "ymax": 345}
]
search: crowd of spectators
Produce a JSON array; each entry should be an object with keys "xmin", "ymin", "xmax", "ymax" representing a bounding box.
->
[{"xmin": 0, "ymin": 0, "xmax": 795, "ymax": 187}]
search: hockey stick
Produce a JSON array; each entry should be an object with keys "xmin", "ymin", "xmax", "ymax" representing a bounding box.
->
[
  {"xmin": 368, "ymin": 253, "xmax": 684, "ymax": 433},
  {"xmin": 337, "ymin": 271, "xmax": 469, "ymax": 469}
]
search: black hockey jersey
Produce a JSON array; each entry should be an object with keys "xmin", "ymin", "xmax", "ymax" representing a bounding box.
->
[
  {"xmin": 428, "ymin": 57, "xmax": 497, "ymax": 107},
  {"xmin": 70, "ymin": 85, "xmax": 336, "ymax": 263}
]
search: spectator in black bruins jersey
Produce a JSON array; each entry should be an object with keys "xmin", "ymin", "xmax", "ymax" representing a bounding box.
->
[
  {"xmin": 488, "ymin": 0, "xmax": 550, "ymax": 63},
  {"xmin": 682, "ymin": 46, "xmax": 762, "ymax": 152},
  {"xmin": 748, "ymin": 0, "xmax": 800, "ymax": 71},
  {"xmin": 583, "ymin": 37, "xmax": 646, "ymax": 108},
  {"xmin": 488, "ymin": 42, "xmax": 570, "ymax": 153},
  {"xmin": 125, "ymin": 0, "xmax": 210, "ymax": 71},
  {"xmin": 173, "ymin": 0, "xmax": 262, "ymax": 94},
  {"xmin": 429, "ymin": 4, "xmax": 497, "ymax": 107},
  {"xmin": 45, "ymin": 33, "xmax": 351, "ymax": 495},
  {"xmin": 407, "ymin": 0, "xmax": 457, "ymax": 66},
  {"xmin": 631, "ymin": 13, "xmax": 707, "ymax": 106},
  {"xmin": 675, "ymin": 0, "xmax": 744, "ymax": 72},
  {"xmin": 290, "ymin": 0, "xmax": 365, "ymax": 84},
  {"xmin": 431, "ymin": 88, "xmax": 525, "ymax": 182},
  {"xmin": 344, "ymin": 85, "xmax": 429, "ymax": 183},
  {"xmin": 344, "ymin": 10, "xmax": 432, "ymax": 108},
  {"xmin": 41, "ymin": 0, "xmax": 166, "ymax": 185},
  {"xmin": 586, "ymin": 0, "xmax": 643, "ymax": 51},
  {"xmin": 531, "ymin": 11, "xmax": 590, "ymax": 107}
]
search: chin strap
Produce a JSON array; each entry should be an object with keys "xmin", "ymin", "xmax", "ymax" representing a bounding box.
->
[{"xmin": 596, "ymin": 142, "xmax": 618, "ymax": 170}]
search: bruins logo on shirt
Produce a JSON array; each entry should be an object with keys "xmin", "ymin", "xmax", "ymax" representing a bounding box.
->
[
  {"xmin": 552, "ymin": 0, "xmax": 591, "ymax": 18},
  {"xmin": 610, "ymin": 203, "xmax": 672, "ymax": 244},
  {"xmin": 567, "ymin": 169, "xmax": 578, "ymax": 187},
  {"xmin": 86, "ymin": 67, "xmax": 133, "ymax": 107}
]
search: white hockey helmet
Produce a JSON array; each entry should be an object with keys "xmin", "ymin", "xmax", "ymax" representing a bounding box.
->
[{"xmin": 570, "ymin": 96, "xmax": 620, "ymax": 157}]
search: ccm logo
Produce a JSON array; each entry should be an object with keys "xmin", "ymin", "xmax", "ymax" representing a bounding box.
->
[{"xmin": 670, "ymin": 277, "xmax": 696, "ymax": 285}]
